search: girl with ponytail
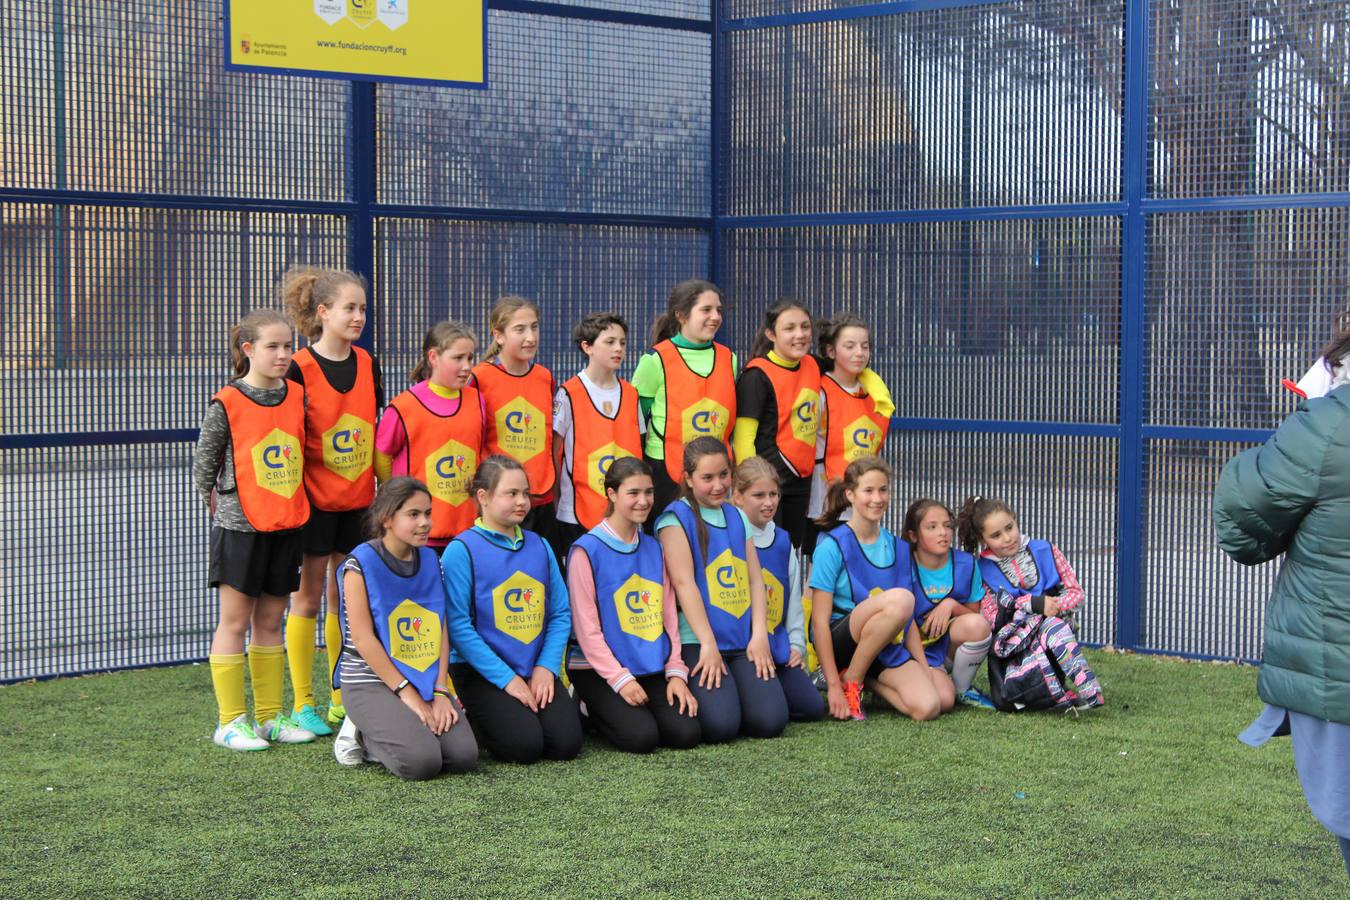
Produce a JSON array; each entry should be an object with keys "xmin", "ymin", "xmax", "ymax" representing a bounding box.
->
[
  {"xmin": 280, "ymin": 264, "xmax": 383, "ymax": 736},
  {"xmin": 441, "ymin": 455, "xmax": 582, "ymax": 764},
  {"xmin": 957, "ymin": 495, "xmax": 1102, "ymax": 712},
  {"xmin": 655, "ymin": 437, "xmax": 787, "ymax": 743},
  {"xmin": 471, "ymin": 296, "xmax": 558, "ymax": 536},
  {"xmin": 194, "ymin": 308, "xmax": 315, "ymax": 750},
  {"xmin": 376, "ymin": 321, "xmax": 485, "ymax": 548},
  {"xmin": 808, "ymin": 458, "xmax": 933, "ymax": 722},
  {"xmin": 632, "ymin": 280, "xmax": 738, "ymax": 524}
]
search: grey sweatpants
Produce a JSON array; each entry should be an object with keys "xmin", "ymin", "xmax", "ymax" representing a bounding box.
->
[{"xmin": 343, "ymin": 680, "xmax": 479, "ymax": 780}]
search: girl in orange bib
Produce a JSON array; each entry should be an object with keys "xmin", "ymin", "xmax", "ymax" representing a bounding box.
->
[
  {"xmin": 377, "ymin": 322, "xmax": 485, "ymax": 550},
  {"xmin": 551, "ymin": 312, "xmax": 645, "ymax": 563},
  {"xmin": 807, "ymin": 313, "xmax": 894, "ymax": 523},
  {"xmin": 734, "ymin": 299, "xmax": 820, "ymax": 551},
  {"xmin": 194, "ymin": 309, "xmax": 315, "ymax": 751},
  {"xmin": 471, "ymin": 296, "xmax": 557, "ymax": 536},
  {"xmin": 282, "ymin": 266, "xmax": 383, "ymax": 736},
  {"xmin": 632, "ymin": 280, "xmax": 738, "ymax": 523}
]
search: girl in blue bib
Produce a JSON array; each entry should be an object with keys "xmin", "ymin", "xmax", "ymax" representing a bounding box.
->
[
  {"xmin": 656, "ymin": 436, "xmax": 788, "ymax": 742},
  {"xmin": 567, "ymin": 457, "xmax": 701, "ymax": 753},
  {"xmin": 732, "ymin": 457, "xmax": 825, "ymax": 722},
  {"xmin": 957, "ymin": 495, "xmax": 1103, "ymax": 712},
  {"xmin": 333, "ymin": 477, "xmax": 478, "ymax": 779},
  {"xmin": 809, "ymin": 458, "xmax": 935, "ymax": 722},
  {"xmin": 902, "ymin": 499, "xmax": 994, "ymax": 714},
  {"xmin": 442, "ymin": 456, "xmax": 582, "ymax": 764}
]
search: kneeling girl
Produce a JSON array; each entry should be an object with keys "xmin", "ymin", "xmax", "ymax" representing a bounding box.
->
[
  {"xmin": 657, "ymin": 436, "xmax": 788, "ymax": 742},
  {"xmin": 442, "ymin": 456, "xmax": 583, "ymax": 763},
  {"xmin": 731, "ymin": 457, "xmax": 826, "ymax": 722},
  {"xmin": 333, "ymin": 477, "xmax": 478, "ymax": 780},
  {"xmin": 810, "ymin": 458, "xmax": 937, "ymax": 722},
  {"xmin": 567, "ymin": 457, "xmax": 701, "ymax": 753}
]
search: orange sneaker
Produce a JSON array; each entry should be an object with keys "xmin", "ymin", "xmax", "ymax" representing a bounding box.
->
[{"xmin": 842, "ymin": 680, "xmax": 866, "ymax": 721}]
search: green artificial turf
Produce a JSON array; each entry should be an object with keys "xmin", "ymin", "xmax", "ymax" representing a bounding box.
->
[{"xmin": 0, "ymin": 651, "xmax": 1344, "ymax": 898}]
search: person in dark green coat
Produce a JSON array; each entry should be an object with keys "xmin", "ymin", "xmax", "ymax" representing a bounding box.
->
[{"xmin": 1215, "ymin": 341, "xmax": 1350, "ymax": 879}]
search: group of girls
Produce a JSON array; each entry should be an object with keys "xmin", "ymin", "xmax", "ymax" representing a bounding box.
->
[{"xmin": 194, "ymin": 268, "xmax": 1102, "ymax": 780}]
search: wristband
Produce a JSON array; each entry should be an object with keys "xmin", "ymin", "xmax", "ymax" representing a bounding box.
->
[
  {"xmin": 433, "ymin": 689, "xmax": 453, "ymax": 700},
  {"xmin": 393, "ymin": 678, "xmax": 411, "ymax": 695}
]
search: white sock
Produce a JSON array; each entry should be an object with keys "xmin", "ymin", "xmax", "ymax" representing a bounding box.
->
[{"xmin": 951, "ymin": 634, "xmax": 992, "ymax": 694}]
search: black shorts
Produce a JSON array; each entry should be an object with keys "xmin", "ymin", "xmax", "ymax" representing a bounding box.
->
[
  {"xmin": 209, "ymin": 526, "xmax": 304, "ymax": 598},
  {"xmin": 301, "ymin": 507, "xmax": 368, "ymax": 556},
  {"xmin": 829, "ymin": 613, "xmax": 888, "ymax": 681}
]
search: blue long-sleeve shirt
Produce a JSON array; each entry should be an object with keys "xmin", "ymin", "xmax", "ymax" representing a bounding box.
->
[{"xmin": 441, "ymin": 523, "xmax": 571, "ymax": 689}]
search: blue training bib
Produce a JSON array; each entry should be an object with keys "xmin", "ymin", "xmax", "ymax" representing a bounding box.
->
[
  {"xmin": 337, "ymin": 542, "xmax": 446, "ymax": 701},
  {"xmin": 665, "ymin": 501, "xmax": 752, "ymax": 652},
  {"xmin": 827, "ymin": 524, "xmax": 915, "ymax": 669},
  {"xmin": 756, "ymin": 526, "xmax": 793, "ymax": 666},
  {"xmin": 454, "ymin": 528, "xmax": 554, "ymax": 678},
  {"xmin": 911, "ymin": 549, "xmax": 976, "ymax": 667},
  {"xmin": 568, "ymin": 532, "xmax": 670, "ymax": 677},
  {"xmin": 977, "ymin": 539, "xmax": 1061, "ymax": 597}
]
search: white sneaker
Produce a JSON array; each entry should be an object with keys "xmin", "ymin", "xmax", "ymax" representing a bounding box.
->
[
  {"xmin": 213, "ymin": 715, "xmax": 270, "ymax": 751},
  {"xmin": 257, "ymin": 713, "xmax": 316, "ymax": 744},
  {"xmin": 333, "ymin": 715, "xmax": 366, "ymax": 766}
]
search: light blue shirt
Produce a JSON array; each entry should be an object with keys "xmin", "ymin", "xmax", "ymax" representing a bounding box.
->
[
  {"xmin": 809, "ymin": 525, "xmax": 898, "ymax": 619},
  {"xmin": 441, "ymin": 524, "xmax": 570, "ymax": 689},
  {"xmin": 914, "ymin": 556, "xmax": 982, "ymax": 603}
]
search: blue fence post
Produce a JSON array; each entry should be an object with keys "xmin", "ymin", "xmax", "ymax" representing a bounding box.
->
[
  {"xmin": 709, "ymin": 0, "xmax": 722, "ymax": 286},
  {"xmin": 1116, "ymin": 0, "xmax": 1149, "ymax": 651},
  {"xmin": 349, "ymin": 81, "xmax": 377, "ymax": 353}
]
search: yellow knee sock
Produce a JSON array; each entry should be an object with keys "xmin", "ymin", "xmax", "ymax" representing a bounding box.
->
[
  {"xmin": 209, "ymin": 653, "xmax": 247, "ymax": 726},
  {"xmin": 285, "ymin": 614, "xmax": 317, "ymax": 710},
  {"xmin": 249, "ymin": 644, "xmax": 286, "ymax": 724},
  {"xmin": 324, "ymin": 611, "xmax": 343, "ymax": 709}
]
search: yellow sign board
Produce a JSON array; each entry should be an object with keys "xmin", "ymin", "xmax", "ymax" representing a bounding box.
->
[{"xmin": 226, "ymin": 1, "xmax": 486, "ymax": 88}]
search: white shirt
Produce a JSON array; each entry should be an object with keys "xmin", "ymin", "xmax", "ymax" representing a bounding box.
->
[{"xmin": 553, "ymin": 371, "xmax": 645, "ymax": 525}]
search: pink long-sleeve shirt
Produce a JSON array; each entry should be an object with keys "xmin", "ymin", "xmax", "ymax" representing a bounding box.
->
[
  {"xmin": 977, "ymin": 540, "xmax": 1084, "ymax": 625},
  {"xmin": 375, "ymin": 381, "xmax": 488, "ymax": 478},
  {"xmin": 566, "ymin": 520, "xmax": 687, "ymax": 692}
]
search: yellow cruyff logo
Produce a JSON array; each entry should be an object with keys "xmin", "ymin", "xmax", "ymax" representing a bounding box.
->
[
  {"xmin": 706, "ymin": 548, "xmax": 749, "ymax": 619},
  {"xmin": 322, "ymin": 412, "xmax": 373, "ymax": 480},
  {"xmin": 762, "ymin": 567, "xmax": 785, "ymax": 633},
  {"xmin": 495, "ymin": 396, "xmax": 546, "ymax": 463},
  {"xmin": 613, "ymin": 574, "xmax": 664, "ymax": 642},
  {"xmin": 680, "ymin": 397, "xmax": 730, "ymax": 444},
  {"xmin": 586, "ymin": 441, "xmax": 632, "ymax": 499},
  {"xmin": 427, "ymin": 438, "xmax": 476, "ymax": 505},
  {"xmin": 250, "ymin": 427, "xmax": 303, "ymax": 498},
  {"xmin": 844, "ymin": 414, "xmax": 881, "ymax": 463},
  {"xmin": 386, "ymin": 599, "xmax": 441, "ymax": 671},
  {"xmin": 789, "ymin": 386, "xmax": 818, "ymax": 447},
  {"xmin": 493, "ymin": 570, "xmax": 547, "ymax": 645}
]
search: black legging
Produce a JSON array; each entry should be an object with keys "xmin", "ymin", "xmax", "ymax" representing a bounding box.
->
[
  {"xmin": 680, "ymin": 646, "xmax": 788, "ymax": 743},
  {"xmin": 450, "ymin": 663, "xmax": 583, "ymax": 764},
  {"xmin": 774, "ymin": 474, "xmax": 816, "ymax": 554},
  {"xmin": 570, "ymin": 668, "xmax": 701, "ymax": 753}
]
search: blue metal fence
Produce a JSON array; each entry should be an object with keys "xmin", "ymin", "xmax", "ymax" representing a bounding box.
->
[
  {"xmin": 0, "ymin": 1, "xmax": 710, "ymax": 682},
  {"xmin": 3, "ymin": 0, "xmax": 1344, "ymax": 681}
]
